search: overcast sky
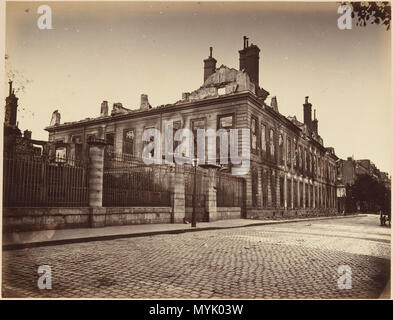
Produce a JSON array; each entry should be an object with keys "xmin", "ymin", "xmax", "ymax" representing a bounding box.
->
[{"xmin": 4, "ymin": 1, "xmax": 392, "ymax": 174}]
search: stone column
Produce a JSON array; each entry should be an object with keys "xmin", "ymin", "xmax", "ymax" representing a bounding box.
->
[
  {"xmin": 172, "ymin": 164, "xmax": 185, "ymax": 223},
  {"xmin": 88, "ymin": 138, "xmax": 106, "ymax": 228},
  {"xmin": 257, "ymin": 168, "xmax": 262, "ymax": 208},
  {"xmin": 88, "ymin": 139, "xmax": 106, "ymax": 207},
  {"xmin": 284, "ymin": 175, "xmax": 287, "ymax": 209},
  {"xmin": 205, "ymin": 168, "xmax": 218, "ymax": 221}
]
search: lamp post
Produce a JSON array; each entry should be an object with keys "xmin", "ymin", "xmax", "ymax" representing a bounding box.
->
[{"xmin": 192, "ymin": 158, "xmax": 198, "ymax": 228}]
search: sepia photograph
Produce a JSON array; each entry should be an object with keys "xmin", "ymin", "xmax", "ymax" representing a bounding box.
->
[{"xmin": 1, "ymin": 0, "xmax": 392, "ymax": 304}]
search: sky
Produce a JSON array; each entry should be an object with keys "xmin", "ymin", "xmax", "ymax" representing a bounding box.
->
[{"xmin": 4, "ymin": 1, "xmax": 392, "ymax": 174}]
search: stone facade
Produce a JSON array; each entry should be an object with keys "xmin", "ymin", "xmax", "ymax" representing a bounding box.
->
[{"xmin": 45, "ymin": 37, "xmax": 339, "ymax": 218}]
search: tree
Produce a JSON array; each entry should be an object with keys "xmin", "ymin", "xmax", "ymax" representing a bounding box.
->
[
  {"xmin": 342, "ymin": 1, "xmax": 391, "ymax": 30},
  {"xmin": 350, "ymin": 174, "xmax": 391, "ymax": 213}
]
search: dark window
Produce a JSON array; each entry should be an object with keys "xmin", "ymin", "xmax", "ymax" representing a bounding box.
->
[
  {"xmin": 262, "ymin": 169, "xmax": 268, "ymax": 208},
  {"xmin": 261, "ymin": 123, "xmax": 267, "ymax": 156},
  {"xmin": 287, "ymin": 178, "xmax": 292, "ymax": 209},
  {"xmin": 251, "ymin": 116, "xmax": 258, "ymax": 154},
  {"xmin": 71, "ymin": 135, "xmax": 82, "ymax": 144},
  {"xmin": 286, "ymin": 137, "xmax": 291, "ymax": 168},
  {"xmin": 300, "ymin": 182, "xmax": 303, "ymax": 207},
  {"xmin": 105, "ymin": 133, "xmax": 114, "ymax": 146},
  {"xmin": 217, "ymin": 114, "xmax": 234, "ymax": 165},
  {"xmin": 294, "ymin": 181, "xmax": 298, "ymax": 208},
  {"xmin": 270, "ymin": 171, "xmax": 276, "ymax": 207},
  {"xmin": 191, "ymin": 118, "xmax": 206, "ymax": 159},
  {"xmin": 123, "ymin": 129, "xmax": 135, "ymax": 155},
  {"xmin": 279, "ymin": 134, "xmax": 284, "ymax": 165},
  {"xmin": 279, "ymin": 177, "xmax": 284, "ymax": 207},
  {"xmin": 252, "ymin": 168, "xmax": 258, "ymax": 207},
  {"xmin": 305, "ymin": 183, "xmax": 309, "ymax": 208}
]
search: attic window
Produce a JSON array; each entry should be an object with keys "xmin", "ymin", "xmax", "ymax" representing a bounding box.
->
[{"xmin": 218, "ymin": 87, "xmax": 226, "ymax": 95}]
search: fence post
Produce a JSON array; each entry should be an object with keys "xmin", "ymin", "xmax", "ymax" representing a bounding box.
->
[
  {"xmin": 87, "ymin": 138, "xmax": 106, "ymax": 227},
  {"xmin": 172, "ymin": 164, "xmax": 185, "ymax": 223},
  {"xmin": 205, "ymin": 168, "xmax": 218, "ymax": 221}
]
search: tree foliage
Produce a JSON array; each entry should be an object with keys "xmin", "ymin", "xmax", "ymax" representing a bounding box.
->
[
  {"xmin": 343, "ymin": 1, "xmax": 391, "ymax": 30},
  {"xmin": 347, "ymin": 174, "xmax": 391, "ymax": 213}
]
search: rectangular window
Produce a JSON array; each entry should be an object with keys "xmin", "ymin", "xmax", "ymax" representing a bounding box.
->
[
  {"xmin": 251, "ymin": 116, "xmax": 258, "ymax": 154},
  {"xmin": 217, "ymin": 114, "xmax": 234, "ymax": 165},
  {"xmin": 262, "ymin": 169, "xmax": 268, "ymax": 208},
  {"xmin": 144, "ymin": 127, "xmax": 155, "ymax": 158},
  {"xmin": 305, "ymin": 183, "xmax": 309, "ymax": 208},
  {"xmin": 123, "ymin": 129, "xmax": 135, "ymax": 155},
  {"xmin": 269, "ymin": 129, "xmax": 275, "ymax": 161},
  {"xmin": 261, "ymin": 124, "xmax": 266, "ymax": 154},
  {"xmin": 279, "ymin": 134, "xmax": 284, "ymax": 165},
  {"xmin": 270, "ymin": 171, "xmax": 276, "ymax": 207},
  {"xmin": 287, "ymin": 178, "xmax": 292, "ymax": 209},
  {"xmin": 173, "ymin": 121, "xmax": 182, "ymax": 152},
  {"xmin": 105, "ymin": 133, "xmax": 114, "ymax": 146},
  {"xmin": 300, "ymin": 182, "xmax": 303, "ymax": 207},
  {"xmin": 279, "ymin": 177, "xmax": 284, "ymax": 207},
  {"xmin": 252, "ymin": 168, "xmax": 258, "ymax": 207},
  {"xmin": 191, "ymin": 118, "xmax": 206, "ymax": 159},
  {"xmin": 294, "ymin": 180, "xmax": 298, "ymax": 208},
  {"xmin": 310, "ymin": 185, "xmax": 314, "ymax": 208},
  {"xmin": 286, "ymin": 137, "xmax": 291, "ymax": 168}
]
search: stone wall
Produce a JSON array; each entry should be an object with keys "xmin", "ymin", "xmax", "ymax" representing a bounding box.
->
[
  {"xmin": 246, "ymin": 208, "xmax": 338, "ymax": 219},
  {"xmin": 217, "ymin": 207, "xmax": 242, "ymax": 220},
  {"xmin": 3, "ymin": 207, "xmax": 172, "ymax": 232}
]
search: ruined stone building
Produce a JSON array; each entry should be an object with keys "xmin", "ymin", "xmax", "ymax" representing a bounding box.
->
[
  {"xmin": 3, "ymin": 81, "xmax": 48, "ymax": 157},
  {"xmin": 45, "ymin": 37, "xmax": 339, "ymax": 216}
]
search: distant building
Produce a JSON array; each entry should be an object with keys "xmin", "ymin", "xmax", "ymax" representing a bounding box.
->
[
  {"xmin": 3, "ymin": 81, "xmax": 48, "ymax": 157},
  {"xmin": 337, "ymin": 157, "xmax": 391, "ymax": 189},
  {"xmin": 45, "ymin": 37, "xmax": 339, "ymax": 216}
]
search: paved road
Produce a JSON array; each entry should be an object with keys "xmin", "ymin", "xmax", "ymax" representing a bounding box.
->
[{"xmin": 2, "ymin": 215, "xmax": 390, "ymax": 299}]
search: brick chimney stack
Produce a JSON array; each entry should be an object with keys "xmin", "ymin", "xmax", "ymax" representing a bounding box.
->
[
  {"xmin": 303, "ymin": 96, "xmax": 312, "ymax": 129},
  {"xmin": 239, "ymin": 36, "xmax": 260, "ymax": 89},
  {"xmin": 5, "ymin": 80, "xmax": 18, "ymax": 127},
  {"xmin": 311, "ymin": 109, "xmax": 318, "ymax": 134},
  {"xmin": 100, "ymin": 100, "xmax": 108, "ymax": 116},
  {"xmin": 203, "ymin": 47, "xmax": 217, "ymax": 82},
  {"xmin": 140, "ymin": 94, "xmax": 151, "ymax": 110}
]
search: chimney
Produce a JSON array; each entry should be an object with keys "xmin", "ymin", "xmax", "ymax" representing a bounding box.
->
[
  {"xmin": 23, "ymin": 129, "xmax": 32, "ymax": 140},
  {"xmin": 140, "ymin": 94, "xmax": 151, "ymax": 110},
  {"xmin": 182, "ymin": 92, "xmax": 190, "ymax": 101},
  {"xmin": 203, "ymin": 47, "xmax": 217, "ymax": 82},
  {"xmin": 271, "ymin": 96, "xmax": 278, "ymax": 112},
  {"xmin": 5, "ymin": 81, "xmax": 18, "ymax": 127},
  {"xmin": 311, "ymin": 109, "xmax": 318, "ymax": 134},
  {"xmin": 239, "ymin": 36, "xmax": 260, "ymax": 88},
  {"xmin": 303, "ymin": 96, "xmax": 312, "ymax": 129},
  {"xmin": 100, "ymin": 100, "xmax": 108, "ymax": 116},
  {"xmin": 50, "ymin": 110, "xmax": 61, "ymax": 126}
]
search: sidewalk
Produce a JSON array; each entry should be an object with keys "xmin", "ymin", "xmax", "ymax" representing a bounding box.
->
[{"xmin": 3, "ymin": 214, "xmax": 364, "ymax": 250}]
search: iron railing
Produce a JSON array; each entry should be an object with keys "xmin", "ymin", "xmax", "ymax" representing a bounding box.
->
[
  {"xmin": 103, "ymin": 153, "xmax": 172, "ymax": 207},
  {"xmin": 216, "ymin": 171, "xmax": 244, "ymax": 207},
  {"xmin": 3, "ymin": 154, "xmax": 88, "ymax": 207}
]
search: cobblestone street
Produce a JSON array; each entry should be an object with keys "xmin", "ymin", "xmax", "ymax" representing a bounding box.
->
[{"xmin": 2, "ymin": 215, "xmax": 390, "ymax": 299}]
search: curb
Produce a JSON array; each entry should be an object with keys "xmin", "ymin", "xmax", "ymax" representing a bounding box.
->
[{"xmin": 3, "ymin": 214, "xmax": 365, "ymax": 251}]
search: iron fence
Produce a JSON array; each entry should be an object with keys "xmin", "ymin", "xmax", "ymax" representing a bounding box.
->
[
  {"xmin": 3, "ymin": 154, "xmax": 88, "ymax": 207},
  {"xmin": 103, "ymin": 153, "xmax": 172, "ymax": 207},
  {"xmin": 184, "ymin": 165, "xmax": 207, "ymax": 208},
  {"xmin": 216, "ymin": 171, "xmax": 244, "ymax": 207}
]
